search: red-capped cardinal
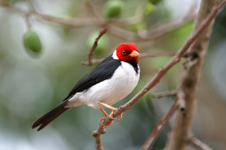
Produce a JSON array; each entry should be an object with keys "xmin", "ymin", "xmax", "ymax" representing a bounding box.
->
[{"xmin": 32, "ymin": 43, "xmax": 140, "ymax": 131}]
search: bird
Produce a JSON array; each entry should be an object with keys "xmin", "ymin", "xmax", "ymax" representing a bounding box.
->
[{"xmin": 32, "ymin": 43, "xmax": 140, "ymax": 131}]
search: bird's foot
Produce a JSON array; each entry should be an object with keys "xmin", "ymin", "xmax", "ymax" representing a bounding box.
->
[
  {"xmin": 98, "ymin": 102, "xmax": 123, "ymax": 128},
  {"xmin": 99, "ymin": 108, "xmax": 114, "ymax": 128},
  {"xmin": 99, "ymin": 102, "xmax": 123, "ymax": 120},
  {"xmin": 99, "ymin": 116, "xmax": 113, "ymax": 128},
  {"xmin": 109, "ymin": 109, "xmax": 123, "ymax": 121}
]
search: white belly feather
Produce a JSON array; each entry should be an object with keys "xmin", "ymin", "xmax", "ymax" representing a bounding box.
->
[{"xmin": 66, "ymin": 61, "xmax": 140, "ymax": 109}]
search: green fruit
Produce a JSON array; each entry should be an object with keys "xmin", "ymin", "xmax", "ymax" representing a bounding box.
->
[
  {"xmin": 24, "ymin": 30, "xmax": 42, "ymax": 53},
  {"xmin": 87, "ymin": 31, "xmax": 108, "ymax": 54},
  {"xmin": 104, "ymin": 0, "xmax": 124, "ymax": 18},
  {"xmin": 149, "ymin": 0, "xmax": 163, "ymax": 5}
]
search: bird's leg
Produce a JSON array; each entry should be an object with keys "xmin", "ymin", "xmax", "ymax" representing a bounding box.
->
[
  {"xmin": 99, "ymin": 102, "xmax": 123, "ymax": 121},
  {"xmin": 99, "ymin": 108, "xmax": 113, "ymax": 128},
  {"xmin": 99, "ymin": 108, "xmax": 108, "ymax": 122}
]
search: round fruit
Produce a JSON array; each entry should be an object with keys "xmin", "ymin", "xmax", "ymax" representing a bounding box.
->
[
  {"xmin": 87, "ymin": 31, "xmax": 108, "ymax": 54},
  {"xmin": 24, "ymin": 30, "xmax": 42, "ymax": 53},
  {"xmin": 104, "ymin": 0, "xmax": 124, "ymax": 18}
]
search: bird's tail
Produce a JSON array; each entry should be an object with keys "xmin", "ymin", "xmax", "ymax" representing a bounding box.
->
[{"xmin": 32, "ymin": 100, "xmax": 69, "ymax": 131}]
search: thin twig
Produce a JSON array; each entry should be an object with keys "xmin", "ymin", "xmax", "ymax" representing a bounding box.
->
[
  {"xmin": 151, "ymin": 90, "xmax": 177, "ymax": 98},
  {"xmin": 87, "ymin": 28, "xmax": 107, "ymax": 65},
  {"xmin": 141, "ymin": 98, "xmax": 180, "ymax": 150},
  {"xmin": 25, "ymin": 0, "xmax": 37, "ymax": 30},
  {"xmin": 92, "ymin": 4, "xmax": 222, "ymax": 149},
  {"xmin": 187, "ymin": 137, "xmax": 213, "ymax": 150}
]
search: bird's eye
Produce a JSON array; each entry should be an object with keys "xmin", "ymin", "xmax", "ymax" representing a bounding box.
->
[{"xmin": 122, "ymin": 50, "xmax": 126, "ymax": 55}]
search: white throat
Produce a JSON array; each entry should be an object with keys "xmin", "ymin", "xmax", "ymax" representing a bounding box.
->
[{"xmin": 112, "ymin": 50, "xmax": 119, "ymax": 60}]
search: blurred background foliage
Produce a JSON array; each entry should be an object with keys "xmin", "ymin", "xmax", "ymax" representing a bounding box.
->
[{"xmin": 0, "ymin": 0, "xmax": 226, "ymax": 150}]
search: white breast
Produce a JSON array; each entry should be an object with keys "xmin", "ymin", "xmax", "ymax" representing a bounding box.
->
[{"xmin": 66, "ymin": 61, "xmax": 140, "ymax": 109}]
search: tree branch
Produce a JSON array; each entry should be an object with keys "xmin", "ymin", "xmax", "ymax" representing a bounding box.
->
[
  {"xmin": 86, "ymin": 28, "xmax": 107, "ymax": 65},
  {"xmin": 165, "ymin": 1, "xmax": 225, "ymax": 150},
  {"xmin": 92, "ymin": 126, "xmax": 107, "ymax": 150},
  {"xmin": 151, "ymin": 90, "xmax": 177, "ymax": 98},
  {"xmin": 141, "ymin": 98, "xmax": 180, "ymax": 150},
  {"xmin": 187, "ymin": 137, "xmax": 213, "ymax": 150},
  {"xmin": 92, "ymin": 1, "xmax": 221, "ymax": 149}
]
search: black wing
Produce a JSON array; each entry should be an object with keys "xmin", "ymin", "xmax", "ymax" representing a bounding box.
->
[{"xmin": 64, "ymin": 55, "xmax": 121, "ymax": 100}]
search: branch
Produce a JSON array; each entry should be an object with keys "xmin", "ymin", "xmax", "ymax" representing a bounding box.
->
[
  {"xmin": 151, "ymin": 90, "xmax": 177, "ymax": 98},
  {"xmin": 165, "ymin": 1, "xmax": 226, "ymax": 150},
  {"xmin": 141, "ymin": 98, "xmax": 180, "ymax": 150},
  {"xmin": 87, "ymin": 28, "xmax": 107, "ymax": 65},
  {"xmin": 92, "ymin": 1, "xmax": 220, "ymax": 148},
  {"xmin": 187, "ymin": 137, "xmax": 213, "ymax": 150},
  {"xmin": 92, "ymin": 126, "xmax": 107, "ymax": 150},
  {"xmin": 141, "ymin": 89, "xmax": 187, "ymax": 149}
]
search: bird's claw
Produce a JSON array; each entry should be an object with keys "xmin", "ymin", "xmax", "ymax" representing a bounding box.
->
[
  {"xmin": 117, "ymin": 113, "xmax": 123, "ymax": 121},
  {"xmin": 99, "ymin": 109, "xmax": 123, "ymax": 128},
  {"xmin": 109, "ymin": 109, "xmax": 123, "ymax": 121},
  {"xmin": 99, "ymin": 116, "xmax": 113, "ymax": 128}
]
